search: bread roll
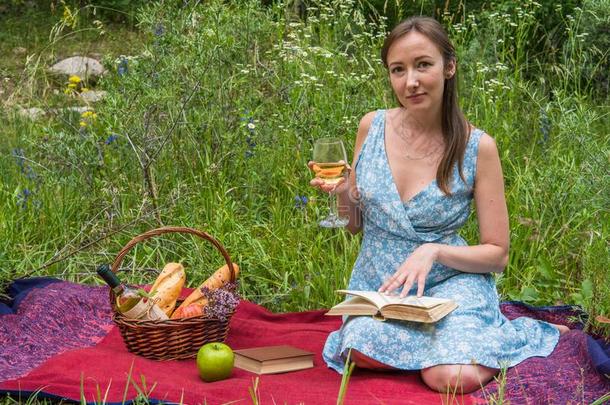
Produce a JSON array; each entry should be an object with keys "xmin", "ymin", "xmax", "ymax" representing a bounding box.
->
[
  {"xmin": 150, "ymin": 262, "xmax": 186, "ymax": 317},
  {"xmin": 172, "ymin": 263, "xmax": 239, "ymax": 318}
]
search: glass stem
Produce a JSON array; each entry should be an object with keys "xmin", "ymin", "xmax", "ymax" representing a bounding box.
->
[{"xmin": 328, "ymin": 191, "xmax": 337, "ymax": 219}]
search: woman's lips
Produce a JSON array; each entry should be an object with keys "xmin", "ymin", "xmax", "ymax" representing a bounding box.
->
[{"xmin": 406, "ymin": 93, "xmax": 425, "ymax": 102}]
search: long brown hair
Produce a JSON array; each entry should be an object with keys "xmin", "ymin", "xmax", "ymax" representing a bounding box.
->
[{"xmin": 381, "ymin": 16, "xmax": 468, "ymax": 195}]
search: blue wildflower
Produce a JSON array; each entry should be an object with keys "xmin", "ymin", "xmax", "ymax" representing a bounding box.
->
[
  {"xmin": 153, "ymin": 23, "xmax": 165, "ymax": 36},
  {"xmin": 11, "ymin": 148, "xmax": 25, "ymax": 170},
  {"xmin": 105, "ymin": 134, "xmax": 119, "ymax": 145},
  {"xmin": 17, "ymin": 188, "xmax": 32, "ymax": 209},
  {"xmin": 117, "ymin": 57, "xmax": 128, "ymax": 77},
  {"xmin": 12, "ymin": 148, "xmax": 37, "ymax": 180},
  {"xmin": 294, "ymin": 195, "xmax": 309, "ymax": 209}
]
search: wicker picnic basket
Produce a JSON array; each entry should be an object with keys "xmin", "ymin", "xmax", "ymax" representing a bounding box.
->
[{"xmin": 108, "ymin": 226, "xmax": 238, "ymax": 361}]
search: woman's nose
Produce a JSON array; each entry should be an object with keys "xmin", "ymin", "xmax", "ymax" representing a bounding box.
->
[{"xmin": 405, "ymin": 70, "xmax": 420, "ymax": 92}]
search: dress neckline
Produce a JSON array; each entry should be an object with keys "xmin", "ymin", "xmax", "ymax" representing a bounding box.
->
[{"xmin": 380, "ymin": 109, "xmax": 437, "ymax": 205}]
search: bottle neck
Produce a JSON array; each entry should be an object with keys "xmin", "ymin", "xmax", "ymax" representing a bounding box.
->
[{"xmin": 97, "ymin": 264, "xmax": 122, "ymax": 289}]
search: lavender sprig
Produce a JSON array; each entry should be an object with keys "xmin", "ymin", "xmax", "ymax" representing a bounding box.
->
[{"xmin": 201, "ymin": 282, "xmax": 240, "ymax": 322}]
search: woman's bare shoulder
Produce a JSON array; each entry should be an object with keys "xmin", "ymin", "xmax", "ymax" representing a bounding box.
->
[{"xmin": 477, "ymin": 132, "xmax": 499, "ymax": 160}]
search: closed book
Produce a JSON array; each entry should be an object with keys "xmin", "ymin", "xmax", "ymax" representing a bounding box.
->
[
  {"xmin": 325, "ymin": 290, "xmax": 458, "ymax": 323},
  {"xmin": 233, "ymin": 345, "xmax": 314, "ymax": 374}
]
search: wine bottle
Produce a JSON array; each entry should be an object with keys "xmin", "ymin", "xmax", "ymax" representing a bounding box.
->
[{"xmin": 97, "ymin": 264, "xmax": 168, "ymax": 320}]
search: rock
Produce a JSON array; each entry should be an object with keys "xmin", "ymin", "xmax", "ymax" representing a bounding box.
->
[
  {"xmin": 49, "ymin": 56, "xmax": 106, "ymax": 80},
  {"xmin": 59, "ymin": 106, "xmax": 92, "ymax": 114},
  {"xmin": 17, "ymin": 107, "xmax": 45, "ymax": 120},
  {"xmin": 79, "ymin": 90, "xmax": 107, "ymax": 103}
]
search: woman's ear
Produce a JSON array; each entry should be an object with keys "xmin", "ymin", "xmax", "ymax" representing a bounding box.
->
[{"xmin": 445, "ymin": 59, "xmax": 456, "ymax": 79}]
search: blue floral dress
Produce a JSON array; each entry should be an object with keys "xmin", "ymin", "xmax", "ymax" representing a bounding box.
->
[{"xmin": 322, "ymin": 109, "xmax": 559, "ymax": 373}]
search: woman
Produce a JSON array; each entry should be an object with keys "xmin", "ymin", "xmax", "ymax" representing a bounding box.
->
[{"xmin": 310, "ymin": 16, "xmax": 568, "ymax": 393}]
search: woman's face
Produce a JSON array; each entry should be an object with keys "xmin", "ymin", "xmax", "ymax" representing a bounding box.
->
[{"xmin": 386, "ymin": 31, "xmax": 455, "ymax": 115}]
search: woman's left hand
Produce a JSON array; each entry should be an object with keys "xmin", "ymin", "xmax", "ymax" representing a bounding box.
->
[{"xmin": 378, "ymin": 244, "xmax": 440, "ymax": 298}]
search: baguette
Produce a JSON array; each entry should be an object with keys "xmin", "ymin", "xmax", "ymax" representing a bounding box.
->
[
  {"xmin": 172, "ymin": 263, "xmax": 239, "ymax": 319},
  {"xmin": 150, "ymin": 262, "xmax": 186, "ymax": 317}
]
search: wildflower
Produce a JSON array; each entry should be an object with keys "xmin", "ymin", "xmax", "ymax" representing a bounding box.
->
[
  {"xmin": 79, "ymin": 121, "xmax": 87, "ymax": 127},
  {"xmin": 153, "ymin": 23, "xmax": 165, "ymax": 36},
  {"xmin": 201, "ymin": 282, "xmax": 240, "ymax": 322},
  {"xmin": 247, "ymin": 122, "xmax": 256, "ymax": 131},
  {"xmin": 68, "ymin": 75, "xmax": 81, "ymax": 84},
  {"xmin": 81, "ymin": 111, "xmax": 97, "ymax": 119},
  {"xmin": 294, "ymin": 195, "xmax": 309, "ymax": 209},
  {"xmin": 105, "ymin": 134, "xmax": 119, "ymax": 145},
  {"xmin": 117, "ymin": 57, "xmax": 128, "ymax": 76},
  {"xmin": 17, "ymin": 188, "xmax": 32, "ymax": 209}
]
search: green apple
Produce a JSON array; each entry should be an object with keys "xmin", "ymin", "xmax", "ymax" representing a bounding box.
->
[{"xmin": 196, "ymin": 342, "xmax": 234, "ymax": 382}]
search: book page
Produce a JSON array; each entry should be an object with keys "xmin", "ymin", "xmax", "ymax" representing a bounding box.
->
[{"xmin": 337, "ymin": 290, "xmax": 451, "ymax": 309}]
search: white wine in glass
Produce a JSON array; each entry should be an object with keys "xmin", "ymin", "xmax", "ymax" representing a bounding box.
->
[{"xmin": 312, "ymin": 138, "xmax": 349, "ymax": 228}]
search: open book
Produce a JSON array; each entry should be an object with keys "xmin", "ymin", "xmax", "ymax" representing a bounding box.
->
[{"xmin": 325, "ymin": 290, "xmax": 458, "ymax": 323}]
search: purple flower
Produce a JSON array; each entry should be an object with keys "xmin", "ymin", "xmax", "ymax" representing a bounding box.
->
[{"xmin": 200, "ymin": 282, "xmax": 240, "ymax": 322}]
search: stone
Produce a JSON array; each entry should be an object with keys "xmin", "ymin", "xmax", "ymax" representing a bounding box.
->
[
  {"xmin": 79, "ymin": 90, "xmax": 107, "ymax": 103},
  {"xmin": 60, "ymin": 106, "xmax": 91, "ymax": 114},
  {"xmin": 17, "ymin": 107, "xmax": 45, "ymax": 120},
  {"xmin": 49, "ymin": 56, "xmax": 106, "ymax": 80}
]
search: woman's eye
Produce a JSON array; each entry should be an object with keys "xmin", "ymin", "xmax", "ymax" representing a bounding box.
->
[{"xmin": 417, "ymin": 62, "xmax": 431, "ymax": 69}]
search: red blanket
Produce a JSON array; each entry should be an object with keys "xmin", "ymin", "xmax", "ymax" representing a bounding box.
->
[
  {"xmin": 1, "ymin": 298, "xmax": 470, "ymax": 404},
  {"xmin": 2, "ymin": 279, "xmax": 608, "ymax": 404}
]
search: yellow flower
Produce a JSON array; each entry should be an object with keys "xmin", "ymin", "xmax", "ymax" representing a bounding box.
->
[
  {"xmin": 81, "ymin": 111, "xmax": 94, "ymax": 118},
  {"xmin": 68, "ymin": 83, "xmax": 77, "ymax": 89},
  {"xmin": 79, "ymin": 121, "xmax": 87, "ymax": 127},
  {"xmin": 69, "ymin": 75, "xmax": 81, "ymax": 84},
  {"xmin": 81, "ymin": 87, "xmax": 89, "ymax": 92},
  {"xmin": 64, "ymin": 88, "xmax": 72, "ymax": 94}
]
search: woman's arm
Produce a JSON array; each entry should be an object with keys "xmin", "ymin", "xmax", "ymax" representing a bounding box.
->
[
  {"xmin": 378, "ymin": 133, "xmax": 510, "ymax": 297},
  {"xmin": 339, "ymin": 111, "xmax": 376, "ymax": 234},
  {"xmin": 428, "ymin": 133, "xmax": 510, "ymax": 273}
]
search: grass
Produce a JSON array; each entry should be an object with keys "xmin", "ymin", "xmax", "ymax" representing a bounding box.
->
[{"xmin": 0, "ymin": 0, "xmax": 609, "ymax": 403}]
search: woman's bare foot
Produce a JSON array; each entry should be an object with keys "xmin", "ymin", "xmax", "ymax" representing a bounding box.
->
[{"xmin": 551, "ymin": 323, "xmax": 570, "ymax": 335}]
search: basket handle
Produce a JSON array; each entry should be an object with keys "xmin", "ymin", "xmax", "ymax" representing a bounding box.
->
[{"xmin": 110, "ymin": 226, "xmax": 236, "ymax": 282}]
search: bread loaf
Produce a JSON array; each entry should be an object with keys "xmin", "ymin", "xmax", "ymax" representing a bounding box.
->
[
  {"xmin": 150, "ymin": 262, "xmax": 186, "ymax": 317},
  {"xmin": 171, "ymin": 263, "xmax": 239, "ymax": 319}
]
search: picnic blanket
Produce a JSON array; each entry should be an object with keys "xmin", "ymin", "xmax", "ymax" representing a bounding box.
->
[{"xmin": 1, "ymin": 278, "xmax": 608, "ymax": 404}]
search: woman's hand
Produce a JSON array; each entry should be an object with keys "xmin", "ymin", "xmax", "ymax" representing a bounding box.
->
[
  {"xmin": 308, "ymin": 160, "xmax": 352, "ymax": 194},
  {"xmin": 378, "ymin": 244, "xmax": 440, "ymax": 298}
]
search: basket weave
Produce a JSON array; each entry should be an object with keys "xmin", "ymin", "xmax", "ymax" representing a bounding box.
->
[{"xmin": 108, "ymin": 226, "xmax": 238, "ymax": 360}]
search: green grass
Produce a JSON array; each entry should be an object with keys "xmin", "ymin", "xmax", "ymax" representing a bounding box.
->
[{"xmin": 0, "ymin": 0, "xmax": 609, "ymax": 403}]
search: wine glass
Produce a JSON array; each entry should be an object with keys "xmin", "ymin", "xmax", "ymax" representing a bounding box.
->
[{"xmin": 312, "ymin": 138, "xmax": 349, "ymax": 228}]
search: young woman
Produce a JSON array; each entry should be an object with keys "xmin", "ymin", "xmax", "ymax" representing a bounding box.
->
[{"xmin": 310, "ymin": 16, "xmax": 568, "ymax": 393}]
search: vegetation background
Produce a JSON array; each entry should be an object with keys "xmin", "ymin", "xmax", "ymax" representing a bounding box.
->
[{"xmin": 0, "ymin": 0, "xmax": 608, "ymax": 344}]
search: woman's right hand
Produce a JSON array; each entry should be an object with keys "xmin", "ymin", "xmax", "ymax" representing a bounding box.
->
[{"xmin": 308, "ymin": 160, "xmax": 351, "ymax": 194}]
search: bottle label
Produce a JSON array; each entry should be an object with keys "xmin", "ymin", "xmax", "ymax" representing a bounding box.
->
[{"xmin": 122, "ymin": 298, "xmax": 169, "ymax": 321}]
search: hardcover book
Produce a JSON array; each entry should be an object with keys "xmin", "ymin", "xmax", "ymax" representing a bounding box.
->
[
  {"xmin": 233, "ymin": 345, "xmax": 314, "ymax": 374},
  {"xmin": 325, "ymin": 290, "xmax": 458, "ymax": 323}
]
